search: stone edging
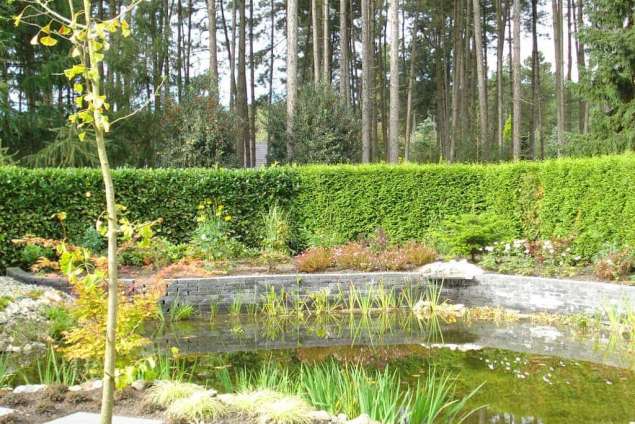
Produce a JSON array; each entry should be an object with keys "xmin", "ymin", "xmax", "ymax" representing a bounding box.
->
[
  {"xmin": 463, "ymin": 273, "xmax": 635, "ymax": 315},
  {"xmin": 5, "ymin": 267, "xmax": 71, "ymax": 293},
  {"xmin": 5, "ymin": 267, "xmax": 136, "ymax": 294},
  {"xmin": 6, "ymin": 266, "xmax": 635, "ymax": 316},
  {"xmin": 160, "ymin": 272, "xmax": 474, "ymax": 312}
]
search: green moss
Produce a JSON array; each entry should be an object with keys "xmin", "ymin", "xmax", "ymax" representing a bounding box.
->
[{"xmin": 0, "ymin": 296, "xmax": 12, "ymax": 312}]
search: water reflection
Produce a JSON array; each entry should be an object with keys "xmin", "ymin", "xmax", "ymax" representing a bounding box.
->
[{"xmin": 151, "ymin": 312, "xmax": 635, "ymax": 370}]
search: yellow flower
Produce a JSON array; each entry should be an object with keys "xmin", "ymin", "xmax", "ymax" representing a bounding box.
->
[{"xmin": 224, "ymin": 215, "xmax": 232, "ymax": 222}]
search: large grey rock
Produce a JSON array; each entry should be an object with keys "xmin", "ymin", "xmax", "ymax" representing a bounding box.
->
[
  {"xmin": 44, "ymin": 412, "xmax": 163, "ymax": 423},
  {"xmin": 416, "ymin": 260, "xmax": 484, "ymax": 279}
]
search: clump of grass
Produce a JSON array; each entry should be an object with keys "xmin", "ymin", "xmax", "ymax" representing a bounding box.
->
[
  {"xmin": 409, "ymin": 370, "xmax": 483, "ymax": 424},
  {"xmin": 36, "ymin": 346, "xmax": 80, "ymax": 385},
  {"xmin": 222, "ymin": 389, "xmax": 286, "ymax": 415},
  {"xmin": 166, "ymin": 391, "xmax": 228, "ymax": 422},
  {"xmin": 45, "ymin": 305, "xmax": 75, "ymax": 341},
  {"xmin": 0, "ymin": 354, "xmax": 13, "ymax": 388},
  {"xmin": 146, "ymin": 381, "xmax": 204, "ymax": 408},
  {"xmin": 261, "ymin": 395, "xmax": 314, "ymax": 424},
  {"xmin": 169, "ymin": 303, "xmax": 194, "ymax": 322}
]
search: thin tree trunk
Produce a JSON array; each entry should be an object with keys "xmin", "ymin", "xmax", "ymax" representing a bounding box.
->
[
  {"xmin": 473, "ymin": 0, "xmax": 488, "ymax": 161},
  {"xmin": 387, "ymin": 0, "xmax": 399, "ymax": 163},
  {"xmin": 566, "ymin": 0, "xmax": 572, "ymax": 131},
  {"xmin": 231, "ymin": 0, "xmax": 238, "ymax": 109},
  {"xmin": 312, "ymin": 0, "xmax": 321, "ymax": 82},
  {"xmin": 220, "ymin": 0, "xmax": 237, "ymax": 110},
  {"xmin": 249, "ymin": 0, "xmax": 256, "ymax": 167},
  {"xmin": 512, "ymin": 0, "xmax": 521, "ymax": 160},
  {"xmin": 530, "ymin": 0, "xmax": 539, "ymax": 159},
  {"xmin": 339, "ymin": 0, "xmax": 350, "ymax": 103},
  {"xmin": 323, "ymin": 0, "xmax": 330, "ymax": 82},
  {"xmin": 207, "ymin": 0, "xmax": 219, "ymax": 99},
  {"xmin": 85, "ymin": 2, "xmax": 119, "ymax": 424},
  {"xmin": 238, "ymin": 0, "xmax": 248, "ymax": 166},
  {"xmin": 287, "ymin": 0, "xmax": 298, "ymax": 160},
  {"xmin": 404, "ymin": 35, "xmax": 416, "ymax": 161},
  {"xmin": 267, "ymin": 0, "xmax": 275, "ymax": 150},
  {"xmin": 450, "ymin": 0, "xmax": 463, "ymax": 162},
  {"xmin": 361, "ymin": 0, "xmax": 372, "ymax": 162},
  {"xmin": 574, "ymin": 0, "xmax": 587, "ymax": 133},
  {"xmin": 496, "ymin": 0, "xmax": 506, "ymax": 159},
  {"xmin": 553, "ymin": 0, "xmax": 565, "ymax": 153}
]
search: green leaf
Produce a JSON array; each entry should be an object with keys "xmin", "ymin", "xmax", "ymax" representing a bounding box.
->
[{"xmin": 39, "ymin": 36, "xmax": 58, "ymax": 47}]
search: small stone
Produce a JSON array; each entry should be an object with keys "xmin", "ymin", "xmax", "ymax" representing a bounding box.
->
[
  {"xmin": 346, "ymin": 414, "xmax": 381, "ymax": 424},
  {"xmin": 131, "ymin": 380, "xmax": 146, "ymax": 391},
  {"xmin": 68, "ymin": 385, "xmax": 82, "ymax": 392},
  {"xmin": 13, "ymin": 384, "xmax": 46, "ymax": 394},
  {"xmin": 307, "ymin": 410, "xmax": 332, "ymax": 422},
  {"xmin": 81, "ymin": 380, "xmax": 103, "ymax": 391}
]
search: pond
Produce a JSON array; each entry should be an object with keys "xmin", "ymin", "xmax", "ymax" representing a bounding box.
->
[{"xmin": 150, "ymin": 312, "xmax": 635, "ymax": 423}]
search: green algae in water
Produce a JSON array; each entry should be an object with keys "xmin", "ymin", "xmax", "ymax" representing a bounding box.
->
[{"xmin": 153, "ymin": 314, "xmax": 635, "ymax": 423}]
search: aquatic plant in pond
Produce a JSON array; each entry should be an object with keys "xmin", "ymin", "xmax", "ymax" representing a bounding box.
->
[{"xmin": 234, "ymin": 360, "xmax": 480, "ymax": 424}]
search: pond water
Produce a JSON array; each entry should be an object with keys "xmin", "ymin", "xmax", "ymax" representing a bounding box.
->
[{"xmin": 151, "ymin": 312, "xmax": 635, "ymax": 423}]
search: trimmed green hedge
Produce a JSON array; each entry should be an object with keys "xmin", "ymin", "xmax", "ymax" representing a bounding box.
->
[{"xmin": 2, "ymin": 154, "xmax": 635, "ymax": 270}]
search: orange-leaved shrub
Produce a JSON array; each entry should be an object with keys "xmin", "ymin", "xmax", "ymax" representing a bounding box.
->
[
  {"xmin": 299, "ymin": 241, "xmax": 437, "ymax": 272},
  {"xmin": 594, "ymin": 248, "xmax": 634, "ymax": 281},
  {"xmin": 296, "ymin": 247, "xmax": 333, "ymax": 272}
]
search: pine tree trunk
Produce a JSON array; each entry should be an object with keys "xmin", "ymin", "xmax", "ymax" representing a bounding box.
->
[
  {"xmin": 553, "ymin": 0, "xmax": 565, "ymax": 153},
  {"xmin": 473, "ymin": 0, "xmax": 488, "ymax": 161},
  {"xmin": 450, "ymin": 0, "xmax": 463, "ymax": 162},
  {"xmin": 287, "ymin": 0, "xmax": 298, "ymax": 160},
  {"xmin": 230, "ymin": 0, "xmax": 238, "ymax": 109},
  {"xmin": 387, "ymin": 0, "xmax": 399, "ymax": 163},
  {"xmin": 512, "ymin": 0, "xmax": 521, "ymax": 160},
  {"xmin": 566, "ymin": 0, "xmax": 572, "ymax": 131},
  {"xmin": 574, "ymin": 0, "xmax": 587, "ymax": 133},
  {"xmin": 249, "ymin": 0, "xmax": 256, "ymax": 167},
  {"xmin": 323, "ymin": 0, "xmax": 330, "ymax": 82},
  {"xmin": 220, "ymin": 0, "xmax": 237, "ymax": 110},
  {"xmin": 267, "ymin": 0, "xmax": 275, "ymax": 150},
  {"xmin": 312, "ymin": 0, "xmax": 321, "ymax": 82},
  {"xmin": 530, "ymin": 0, "xmax": 539, "ymax": 159},
  {"xmin": 207, "ymin": 0, "xmax": 219, "ymax": 99},
  {"xmin": 238, "ymin": 0, "xmax": 248, "ymax": 167},
  {"xmin": 495, "ymin": 0, "xmax": 505, "ymax": 159},
  {"xmin": 405, "ymin": 35, "xmax": 416, "ymax": 161},
  {"xmin": 339, "ymin": 0, "xmax": 350, "ymax": 103},
  {"xmin": 361, "ymin": 0, "xmax": 372, "ymax": 162}
]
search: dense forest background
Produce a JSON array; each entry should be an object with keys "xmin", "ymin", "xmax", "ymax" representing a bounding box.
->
[{"xmin": 0, "ymin": 0, "xmax": 634, "ymax": 167}]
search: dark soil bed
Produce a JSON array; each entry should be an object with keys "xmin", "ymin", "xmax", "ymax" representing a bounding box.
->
[{"xmin": 0, "ymin": 386, "xmax": 162, "ymax": 424}]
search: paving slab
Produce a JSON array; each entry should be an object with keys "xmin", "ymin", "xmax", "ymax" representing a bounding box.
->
[{"xmin": 44, "ymin": 412, "xmax": 162, "ymax": 424}]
